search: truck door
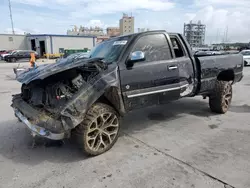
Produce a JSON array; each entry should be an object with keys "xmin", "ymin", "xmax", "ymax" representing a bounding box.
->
[
  {"xmin": 119, "ymin": 33, "xmax": 181, "ymax": 111},
  {"xmin": 169, "ymin": 35, "xmax": 195, "ymax": 97}
]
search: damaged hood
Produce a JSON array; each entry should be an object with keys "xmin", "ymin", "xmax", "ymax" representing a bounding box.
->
[{"xmin": 16, "ymin": 57, "xmax": 104, "ymax": 84}]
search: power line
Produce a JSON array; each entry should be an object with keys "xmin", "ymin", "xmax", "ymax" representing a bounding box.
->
[{"xmin": 8, "ymin": 0, "xmax": 15, "ymax": 34}]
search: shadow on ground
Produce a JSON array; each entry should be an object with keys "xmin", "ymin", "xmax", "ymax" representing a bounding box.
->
[
  {"xmin": 229, "ymin": 104, "xmax": 250, "ymax": 113},
  {"xmin": 0, "ymin": 97, "xmax": 216, "ymax": 165},
  {"xmin": 0, "ymin": 119, "xmax": 87, "ymax": 165},
  {"xmin": 121, "ymin": 97, "xmax": 218, "ymax": 132}
]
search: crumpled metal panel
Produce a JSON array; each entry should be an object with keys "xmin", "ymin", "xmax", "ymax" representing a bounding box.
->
[
  {"xmin": 14, "ymin": 57, "xmax": 122, "ymax": 132},
  {"xmin": 16, "ymin": 57, "xmax": 103, "ymax": 84},
  {"xmin": 58, "ymin": 64, "xmax": 121, "ymax": 130}
]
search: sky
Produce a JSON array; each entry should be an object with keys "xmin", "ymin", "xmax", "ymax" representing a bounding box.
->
[{"xmin": 1, "ymin": 0, "xmax": 250, "ymax": 43}]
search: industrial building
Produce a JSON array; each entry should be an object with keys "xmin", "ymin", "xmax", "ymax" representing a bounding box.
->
[
  {"xmin": 106, "ymin": 27, "xmax": 120, "ymax": 37},
  {"xmin": 184, "ymin": 21, "xmax": 206, "ymax": 47},
  {"xmin": 0, "ymin": 34, "xmax": 96, "ymax": 56},
  {"xmin": 67, "ymin": 26, "xmax": 104, "ymax": 36},
  {"xmin": 0, "ymin": 34, "xmax": 27, "ymax": 50},
  {"xmin": 119, "ymin": 13, "xmax": 134, "ymax": 35}
]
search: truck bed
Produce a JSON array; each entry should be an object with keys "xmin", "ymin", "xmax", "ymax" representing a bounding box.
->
[{"xmin": 195, "ymin": 53, "xmax": 244, "ymax": 94}]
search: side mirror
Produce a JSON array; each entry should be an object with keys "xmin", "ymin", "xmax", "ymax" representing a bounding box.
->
[{"xmin": 126, "ymin": 51, "xmax": 145, "ymax": 67}]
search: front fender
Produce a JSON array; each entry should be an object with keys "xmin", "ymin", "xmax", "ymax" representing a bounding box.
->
[{"xmin": 59, "ymin": 66, "xmax": 121, "ymax": 130}]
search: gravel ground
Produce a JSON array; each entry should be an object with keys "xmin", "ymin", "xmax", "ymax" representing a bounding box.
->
[{"xmin": 0, "ymin": 61, "xmax": 249, "ymax": 188}]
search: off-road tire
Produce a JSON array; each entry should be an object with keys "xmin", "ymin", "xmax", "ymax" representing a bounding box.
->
[
  {"xmin": 73, "ymin": 103, "xmax": 120, "ymax": 156},
  {"xmin": 209, "ymin": 81, "xmax": 232, "ymax": 114}
]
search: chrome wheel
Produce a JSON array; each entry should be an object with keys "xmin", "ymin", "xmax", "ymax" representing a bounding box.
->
[
  {"xmin": 209, "ymin": 81, "xmax": 233, "ymax": 114},
  {"xmin": 223, "ymin": 83, "xmax": 232, "ymax": 111},
  {"xmin": 86, "ymin": 112, "xmax": 119, "ymax": 152}
]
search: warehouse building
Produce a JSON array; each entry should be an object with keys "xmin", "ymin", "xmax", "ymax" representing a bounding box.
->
[
  {"xmin": 0, "ymin": 34, "xmax": 27, "ymax": 50},
  {"xmin": 0, "ymin": 34, "xmax": 97, "ymax": 56},
  {"xmin": 26, "ymin": 34, "xmax": 96, "ymax": 56}
]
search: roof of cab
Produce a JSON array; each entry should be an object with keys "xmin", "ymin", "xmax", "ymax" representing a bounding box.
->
[{"xmin": 105, "ymin": 30, "xmax": 176, "ymax": 42}]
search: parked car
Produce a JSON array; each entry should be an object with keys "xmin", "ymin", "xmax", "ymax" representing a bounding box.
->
[
  {"xmin": 12, "ymin": 30, "xmax": 243, "ymax": 156},
  {"xmin": 0, "ymin": 50, "xmax": 7, "ymax": 55},
  {"xmin": 240, "ymin": 50, "xmax": 250, "ymax": 66},
  {"xmin": 4, "ymin": 50, "xmax": 39, "ymax": 62},
  {"xmin": 1, "ymin": 50, "xmax": 14, "ymax": 60},
  {"xmin": 194, "ymin": 50, "xmax": 228, "ymax": 57}
]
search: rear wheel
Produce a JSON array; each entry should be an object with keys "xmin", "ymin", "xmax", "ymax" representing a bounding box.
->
[
  {"xmin": 73, "ymin": 103, "xmax": 120, "ymax": 156},
  {"xmin": 209, "ymin": 81, "xmax": 232, "ymax": 114},
  {"xmin": 244, "ymin": 61, "xmax": 248, "ymax": 66}
]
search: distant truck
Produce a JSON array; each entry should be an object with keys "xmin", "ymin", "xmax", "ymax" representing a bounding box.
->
[
  {"xmin": 240, "ymin": 49, "xmax": 250, "ymax": 66},
  {"xmin": 12, "ymin": 30, "xmax": 244, "ymax": 156}
]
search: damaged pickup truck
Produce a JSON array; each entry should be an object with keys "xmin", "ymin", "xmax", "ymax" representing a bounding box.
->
[{"xmin": 12, "ymin": 30, "xmax": 244, "ymax": 156}]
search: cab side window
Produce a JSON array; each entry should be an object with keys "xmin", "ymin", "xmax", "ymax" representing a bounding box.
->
[
  {"xmin": 170, "ymin": 37, "xmax": 185, "ymax": 58},
  {"xmin": 132, "ymin": 34, "xmax": 172, "ymax": 62}
]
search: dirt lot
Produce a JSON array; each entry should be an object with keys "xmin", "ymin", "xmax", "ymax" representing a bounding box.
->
[{"xmin": 0, "ymin": 60, "xmax": 250, "ymax": 188}]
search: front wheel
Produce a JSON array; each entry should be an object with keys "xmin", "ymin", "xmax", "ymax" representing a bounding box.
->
[
  {"xmin": 11, "ymin": 58, "xmax": 16, "ymax": 63},
  {"xmin": 73, "ymin": 103, "xmax": 120, "ymax": 156},
  {"xmin": 209, "ymin": 81, "xmax": 232, "ymax": 114}
]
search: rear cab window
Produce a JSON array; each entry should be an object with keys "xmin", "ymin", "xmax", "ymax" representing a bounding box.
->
[{"xmin": 170, "ymin": 36, "xmax": 186, "ymax": 58}]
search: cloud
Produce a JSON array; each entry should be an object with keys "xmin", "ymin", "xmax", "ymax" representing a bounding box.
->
[
  {"xmin": 11, "ymin": 0, "xmax": 44, "ymax": 6},
  {"xmin": 186, "ymin": 4, "xmax": 250, "ymax": 43},
  {"xmin": 69, "ymin": 0, "xmax": 174, "ymax": 19},
  {"xmin": 12, "ymin": 0, "xmax": 175, "ymax": 15},
  {"xmin": 1, "ymin": 0, "xmax": 250, "ymax": 43},
  {"xmin": 194, "ymin": 0, "xmax": 250, "ymax": 7}
]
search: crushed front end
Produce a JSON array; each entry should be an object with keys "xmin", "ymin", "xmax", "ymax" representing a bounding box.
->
[
  {"xmin": 11, "ymin": 69, "xmax": 88, "ymax": 140},
  {"xmin": 12, "ymin": 94, "xmax": 66, "ymax": 140},
  {"xmin": 11, "ymin": 58, "xmax": 115, "ymax": 140}
]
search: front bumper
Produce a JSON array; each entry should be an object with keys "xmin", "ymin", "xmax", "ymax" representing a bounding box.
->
[
  {"xmin": 12, "ymin": 95, "xmax": 66, "ymax": 140},
  {"xmin": 14, "ymin": 109, "xmax": 65, "ymax": 140}
]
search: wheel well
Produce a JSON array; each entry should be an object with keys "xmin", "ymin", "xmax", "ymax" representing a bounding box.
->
[
  {"xmin": 217, "ymin": 70, "xmax": 234, "ymax": 81},
  {"xmin": 97, "ymin": 95, "xmax": 113, "ymax": 107},
  {"xmin": 96, "ymin": 87, "xmax": 125, "ymax": 115}
]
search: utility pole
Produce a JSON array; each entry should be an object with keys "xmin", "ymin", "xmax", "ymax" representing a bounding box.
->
[
  {"xmin": 225, "ymin": 25, "xmax": 228, "ymax": 43},
  {"xmin": 8, "ymin": 0, "xmax": 15, "ymax": 34},
  {"xmin": 216, "ymin": 29, "xmax": 219, "ymax": 43}
]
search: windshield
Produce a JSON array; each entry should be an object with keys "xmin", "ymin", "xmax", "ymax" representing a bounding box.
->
[
  {"xmin": 240, "ymin": 51, "xmax": 250, "ymax": 55},
  {"xmin": 89, "ymin": 36, "xmax": 130, "ymax": 63}
]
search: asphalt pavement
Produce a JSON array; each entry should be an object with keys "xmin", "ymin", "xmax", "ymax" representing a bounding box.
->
[{"xmin": 0, "ymin": 60, "xmax": 250, "ymax": 188}]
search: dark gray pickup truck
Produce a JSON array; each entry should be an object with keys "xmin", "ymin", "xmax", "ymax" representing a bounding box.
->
[{"xmin": 12, "ymin": 30, "xmax": 244, "ymax": 156}]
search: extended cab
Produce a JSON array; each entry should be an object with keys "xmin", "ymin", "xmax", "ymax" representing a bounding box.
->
[{"xmin": 12, "ymin": 30, "xmax": 244, "ymax": 156}]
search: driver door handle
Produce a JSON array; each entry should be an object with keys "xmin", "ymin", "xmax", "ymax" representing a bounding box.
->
[{"xmin": 168, "ymin": 65, "xmax": 178, "ymax": 70}]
